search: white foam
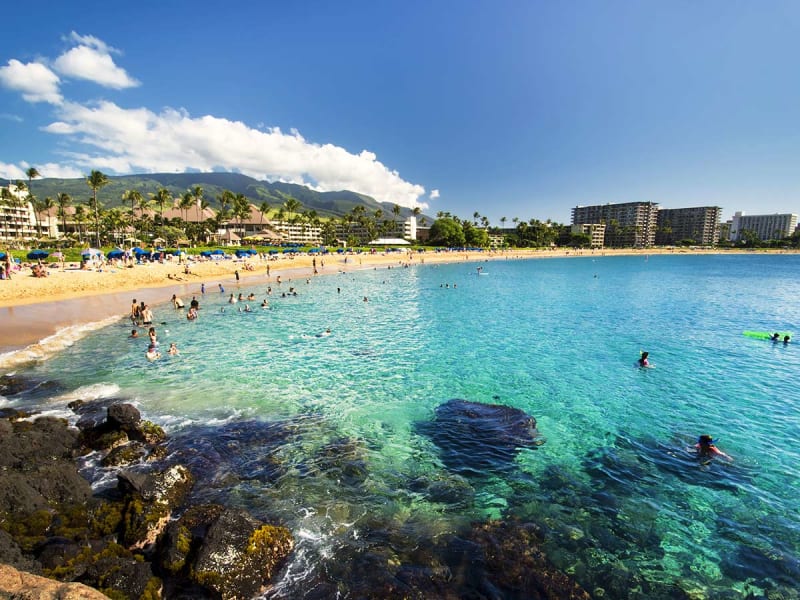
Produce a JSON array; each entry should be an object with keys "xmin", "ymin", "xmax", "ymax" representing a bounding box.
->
[{"xmin": 0, "ymin": 315, "xmax": 123, "ymax": 369}]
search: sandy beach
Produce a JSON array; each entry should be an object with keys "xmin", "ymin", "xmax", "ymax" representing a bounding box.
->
[{"xmin": 0, "ymin": 246, "xmax": 791, "ymax": 353}]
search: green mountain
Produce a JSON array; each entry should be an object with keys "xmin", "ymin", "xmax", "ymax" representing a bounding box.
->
[{"xmin": 2, "ymin": 172, "xmax": 422, "ymax": 221}]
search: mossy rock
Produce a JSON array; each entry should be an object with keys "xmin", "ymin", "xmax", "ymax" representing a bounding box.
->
[
  {"xmin": 101, "ymin": 442, "xmax": 148, "ymax": 467},
  {"xmin": 190, "ymin": 509, "xmax": 293, "ymax": 599},
  {"xmin": 137, "ymin": 420, "xmax": 167, "ymax": 445}
]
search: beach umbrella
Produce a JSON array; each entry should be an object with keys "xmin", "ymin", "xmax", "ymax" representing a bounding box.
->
[
  {"xmin": 211, "ymin": 249, "xmax": 225, "ymax": 255},
  {"xmin": 268, "ymin": 250, "xmax": 278, "ymax": 255},
  {"xmin": 27, "ymin": 250, "xmax": 50, "ymax": 260},
  {"xmin": 107, "ymin": 249, "xmax": 124, "ymax": 259},
  {"xmin": 200, "ymin": 250, "xmax": 212, "ymax": 257},
  {"xmin": 0, "ymin": 252, "xmax": 6, "ymax": 260}
]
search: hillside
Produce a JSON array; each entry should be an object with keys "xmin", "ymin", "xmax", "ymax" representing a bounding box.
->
[{"xmin": 1, "ymin": 172, "xmax": 422, "ymax": 221}]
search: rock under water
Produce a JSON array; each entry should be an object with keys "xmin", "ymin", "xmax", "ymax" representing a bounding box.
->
[{"xmin": 415, "ymin": 399, "xmax": 543, "ymax": 478}]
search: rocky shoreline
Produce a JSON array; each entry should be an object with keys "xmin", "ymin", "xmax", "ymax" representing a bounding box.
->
[{"xmin": 0, "ymin": 372, "xmax": 592, "ymax": 599}]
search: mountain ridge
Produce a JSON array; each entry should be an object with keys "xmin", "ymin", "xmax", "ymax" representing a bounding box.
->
[{"xmin": 1, "ymin": 172, "xmax": 425, "ymax": 221}]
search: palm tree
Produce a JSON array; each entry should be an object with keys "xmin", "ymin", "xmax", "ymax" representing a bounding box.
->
[
  {"xmin": 284, "ymin": 197, "xmax": 301, "ymax": 223},
  {"xmin": 26, "ymin": 167, "xmax": 41, "ymax": 235},
  {"xmin": 39, "ymin": 196, "xmax": 55, "ymax": 238},
  {"xmin": 258, "ymin": 202, "xmax": 270, "ymax": 227},
  {"xmin": 500, "ymin": 216, "xmax": 507, "ymax": 230},
  {"xmin": 57, "ymin": 193, "xmax": 72, "ymax": 240},
  {"xmin": 86, "ymin": 170, "xmax": 109, "ymax": 247},
  {"xmin": 122, "ymin": 189, "xmax": 143, "ymax": 240},
  {"xmin": 151, "ymin": 188, "xmax": 172, "ymax": 226},
  {"xmin": 179, "ymin": 192, "xmax": 194, "ymax": 227},
  {"xmin": 74, "ymin": 204, "xmax": 86, "ymax": 244},
  {"xmin": 392, "ymin": 204, "xmax": 402, "ymax": 233},
  {"xmin": 233, "ymin": 193, "xmax": 250, "ymax": 235},
  {"xmin": 192, "ymin": 185, "xmax": 204, "ymax": 224}
]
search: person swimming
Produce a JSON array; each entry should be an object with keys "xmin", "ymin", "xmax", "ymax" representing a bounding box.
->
[
  {"xmin": 638, "ymin": 351, "xmax": 650, "ymax": 367},
  {"xmin": 771, "ymin": 332, "xmax": 781, "ymax": 341},
  {"xmin": 695, "ymin": 434, "xmax": 732, "ymax": 461}
]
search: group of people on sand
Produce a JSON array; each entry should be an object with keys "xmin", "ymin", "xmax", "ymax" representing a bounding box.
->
[{"xmin": 637, "ymin": 350, "xmax": 734, "ymax": 464}]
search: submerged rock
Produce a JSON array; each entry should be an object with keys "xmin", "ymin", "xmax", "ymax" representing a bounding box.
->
[{"xmin": 416, "ymin": 399, "xmax": 543, "ymax": 477}]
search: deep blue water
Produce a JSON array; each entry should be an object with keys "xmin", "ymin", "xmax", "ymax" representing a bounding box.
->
[{"xmin": 2, "ymin": 253, "xmax": 799, "ymax": 598}]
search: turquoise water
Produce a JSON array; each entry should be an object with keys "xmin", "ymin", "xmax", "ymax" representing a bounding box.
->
[{"xmin": 3, "ymin": 254, "xmax": 800, "ymax": 597}]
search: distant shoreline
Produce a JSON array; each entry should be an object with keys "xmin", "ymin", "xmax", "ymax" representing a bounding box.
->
[{"xmin": 0, "ymin": 247, "xmax": 795, "ymax": 353}]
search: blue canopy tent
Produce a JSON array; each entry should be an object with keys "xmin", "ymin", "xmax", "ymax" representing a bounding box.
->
[{"xmin": 27, "ymin": 249, "xmax": 50, "ymax": 260}]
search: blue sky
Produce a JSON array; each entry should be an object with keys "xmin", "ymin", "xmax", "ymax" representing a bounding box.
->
[{"xmin": 1, "ymin": 1, "xmax": 799, "ymax": 224}]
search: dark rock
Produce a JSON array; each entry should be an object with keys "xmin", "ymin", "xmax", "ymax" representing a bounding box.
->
[
  {"xmin": 107, "ymin": 403, "xmax": 141, "ymax": 428},
  {"xmin": 119, "ymin": 465, "xmax": 194, "ymax": 549},
  {"xmin": 0, "ymin": 416, "xmax": 80, "ymax": 468},
  {"xmin": 101, "ymin": 442, "xmax": 148, "ymax": 467},
  {"xmin": 100, "ymin": 558, "xmax": 161, "ymax": 599},
  {"xmin": 0, "ymin": 417, "xmax": 92, "ymax": 515},
  {"xmin": 0, "ymin": 528, "xmax": 41, "ymax": 573},
  {"xmin": 190, "ymin": 508, "xmax": 293, "ymax": 600},
  {"xmin": 416, "ymin": 399, "xmax": 543, "ymax": 478},
  {"xmin": 35, "ymin": 536, "xmax": 82, "ymax": 572}
]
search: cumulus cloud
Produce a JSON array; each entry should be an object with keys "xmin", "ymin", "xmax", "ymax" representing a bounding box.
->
[
  {"xmin": 53, "ymin": 31, "xmax": 139, "ymax": 89},
  {"xmin": 429, "ymin": 189, "xmax": 440, "ymax": 199},
  {"xmin": 2, "ymin": 32, "xmax": 432, "ymax": 208},
  {"xmin": 0, "ymin": 160, "xmax": 84, "ymax": 181},
  {"xmin": 0, "ymin": 59, "xmax": 62, "ymax": 104},
  {"xmin": 44, "ymin": 101, "xmax": 428, "ymax": 207}
]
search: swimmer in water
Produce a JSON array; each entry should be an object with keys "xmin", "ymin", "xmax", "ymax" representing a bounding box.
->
[
  {"xmin": 695, "ymin": 434, "xmax": 732, "ymax": 462},
  {"xmin": 638, "ymin": 351, "xmax": 650, "ymax": 367}
]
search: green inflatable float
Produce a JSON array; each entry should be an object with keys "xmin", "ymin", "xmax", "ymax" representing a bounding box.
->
[{"xmin": 743, "ymin": 331, "xmax": 792, "ymax": 340}]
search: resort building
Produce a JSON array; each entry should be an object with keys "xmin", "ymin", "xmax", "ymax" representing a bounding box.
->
[
  {"xmin": 729, "ymin": 211, "xmax": 798, "ymax": 242},
  {"xmin": 571, "ymin": 201, "xmax": 659, "ymax": 247},
  {"xmin": 0, "ymin": 184, "xmax": 37, "ymax": 241},
  {"xmin": 655, "ymin": 206, "xmax": 722, "ymax": 246},
  {"xmin": 571, "ymin": 223, "xmax": 606, "ymax": 248}
]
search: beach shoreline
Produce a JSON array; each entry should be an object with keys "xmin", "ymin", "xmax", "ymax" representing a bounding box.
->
[{"xmin": 0, "ymin": 247, "xmax": 794, "ymax": 353}]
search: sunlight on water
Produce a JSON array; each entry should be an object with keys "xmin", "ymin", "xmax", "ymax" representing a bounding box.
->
[{"xmin": 5, "ymin": 254, "xmax": 800, "ymax": 598}]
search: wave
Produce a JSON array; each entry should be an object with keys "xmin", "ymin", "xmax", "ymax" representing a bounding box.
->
[{"xmin": 0, "ymin": 315, "xmax": 123, "ymax": 369}]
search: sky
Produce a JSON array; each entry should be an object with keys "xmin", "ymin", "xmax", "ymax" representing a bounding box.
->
[{"xmin": 1, "ymin": 1, "xmax": 799, "ymax": 224}]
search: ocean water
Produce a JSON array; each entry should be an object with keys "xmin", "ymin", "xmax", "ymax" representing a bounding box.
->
[{"xmin": 2, "ymin": 253, "xmax": 800, "ymax": 598}]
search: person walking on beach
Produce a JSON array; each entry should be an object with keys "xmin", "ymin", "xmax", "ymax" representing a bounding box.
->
[
  {"xmin": 235, "ymin": 269, "xmax": 240, "ymax": 282},
  {"xmin": 201, "ymin": 283, "xmax": 205, "ymax": 294}
]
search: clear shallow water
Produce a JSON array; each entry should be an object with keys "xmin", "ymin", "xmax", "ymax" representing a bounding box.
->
[{"xmin": 3, "ymin": 254, "xmax": 800, "ymax": 598}]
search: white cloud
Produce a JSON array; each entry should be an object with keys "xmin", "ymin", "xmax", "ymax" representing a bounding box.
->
[
  {"xmin": 0, "ymin": 113, "xmax": 23, "ymax": 122},
  {"xmin": 0, "ymin": 59, "xmax": 62, "ymax": 104},
  {"xmin": 430, "ymin": 189, "xmax": 440, "ymax": 199},
  {"xmin": 44, "ymin": 101, "xmax": 429, "ymax": 207},
  {"xmin": 0, "ymin": 160, "xmax": 83, "ymax": 181},
  {"xmin": 2, "ymin": 32, "xmax": 432, "ymax": 208},
  {"xmin": 53, "ymin": 32, "xmax": 139, "ymax": 89}
]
